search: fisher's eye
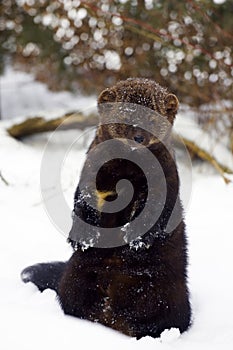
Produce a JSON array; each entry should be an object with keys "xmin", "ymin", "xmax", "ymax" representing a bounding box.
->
[{"xmin": 134, "ymin": 135, "xmax": 144, "ymax": 143}]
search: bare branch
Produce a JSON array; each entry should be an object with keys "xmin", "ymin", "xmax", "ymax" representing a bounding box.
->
[
  {"xmin": 178, "ymin": 135, "xmax": 233, "ymax": 184},
  {"xmin": 0, "ymin": 171, "xmax": 9, "ymax": 186}
]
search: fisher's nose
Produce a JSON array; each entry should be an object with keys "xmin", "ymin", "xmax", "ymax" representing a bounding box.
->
[{"xmin": 134, "ymin": 135, "xmax": 144, "ymax": 143}]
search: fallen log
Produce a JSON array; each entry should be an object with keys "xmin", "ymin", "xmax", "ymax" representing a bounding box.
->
[{"xmin": 7, "ymin": 112, "xmax": 98, "ymax": 139}]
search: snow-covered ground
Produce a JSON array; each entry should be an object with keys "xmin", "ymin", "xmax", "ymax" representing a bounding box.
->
[
  {"xmin": 1, "ymin": 121, "xmax": 233, "ymax": 350},
  {"xmin": 1, "ymin": 68, "xmax": 233, "ymax": 349},
  {"xmin": 0, "ymin": 67, "xmax": 96, "ymax": 120}
]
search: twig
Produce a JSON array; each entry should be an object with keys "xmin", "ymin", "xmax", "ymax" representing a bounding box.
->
[
  {"xmin": 0, "ymin": 171, "xmax": 9, "ymax": 186},
  {"xmin": 179, "ymin": 136, "xmax": 232, "ymax": 184}
]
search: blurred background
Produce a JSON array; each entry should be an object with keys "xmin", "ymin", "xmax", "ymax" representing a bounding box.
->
[
  {"xmin": 0, "ymin": 1, "xmax": 232, "ymax": 101},
  {"xmin": 1, "ymin": 0, "xmax": 232, "ymax": 100}
]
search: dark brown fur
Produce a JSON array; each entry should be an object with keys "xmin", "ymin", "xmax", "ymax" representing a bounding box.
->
[{"xmin": 21, "ymin": 78, "xmax": 191, "ymax": 339}]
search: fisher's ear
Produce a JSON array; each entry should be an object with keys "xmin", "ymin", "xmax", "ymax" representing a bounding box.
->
[
  {"xmin": 164, "ymin": 93, "xmax": 179, "ymax": 124},
  {"xmin": 98, "ymin": 88, "xmax": 117, "ymax": 105},
  {"xmin": 165, "ymin": 93, "xmax": 179, "ymax": 113}
]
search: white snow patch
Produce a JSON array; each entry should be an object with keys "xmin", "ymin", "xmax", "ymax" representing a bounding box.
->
[
  {"xmin": 160, "ymin": 328, "xmax": 181, "ymax": 343},
  {"xmin": 0, "ymin": 66, "xmax": 97, "ymax": 120}
]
